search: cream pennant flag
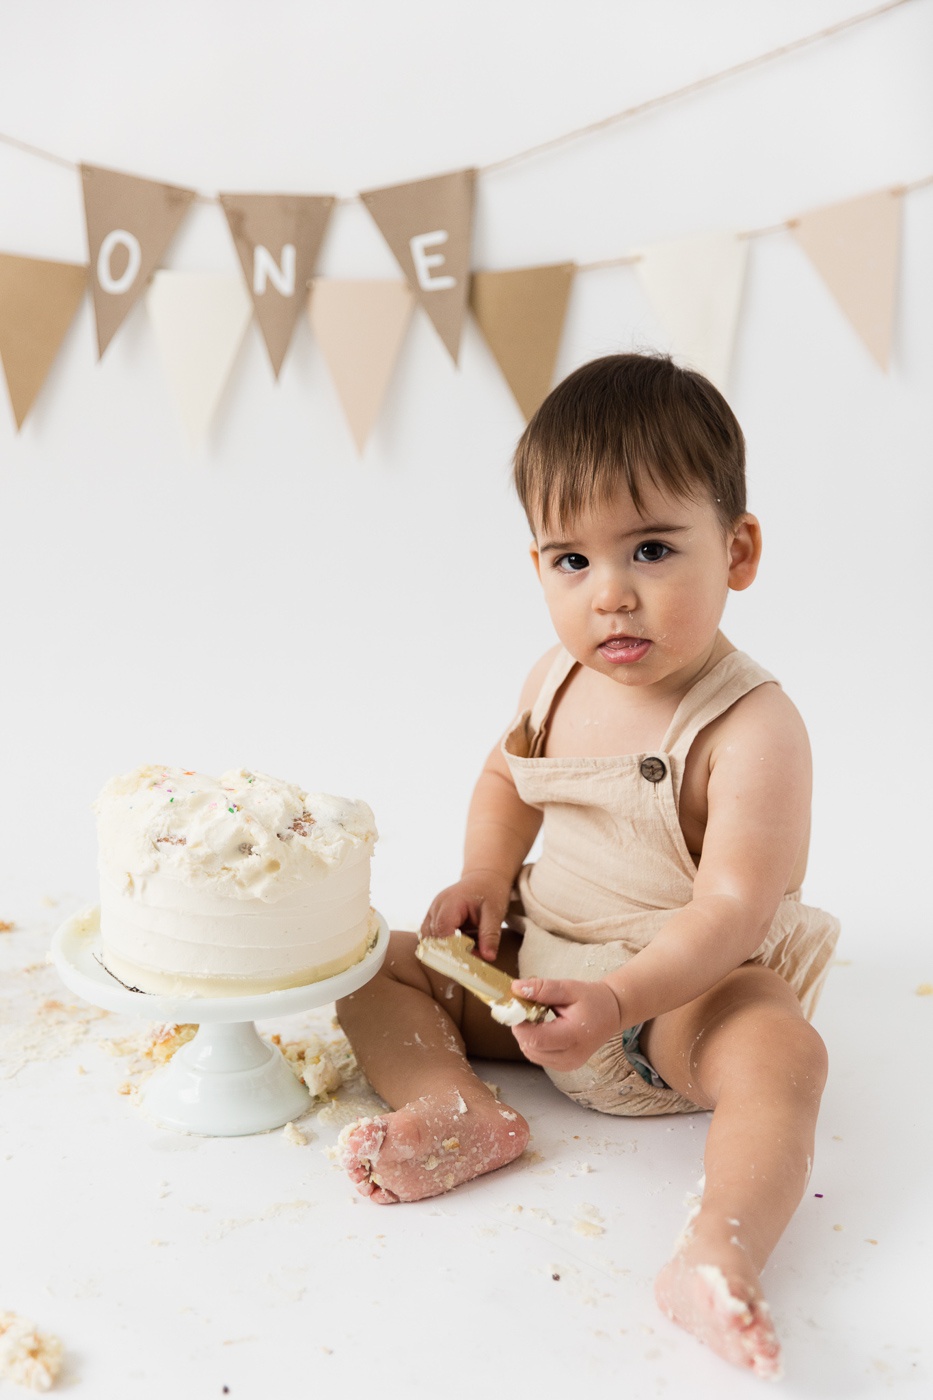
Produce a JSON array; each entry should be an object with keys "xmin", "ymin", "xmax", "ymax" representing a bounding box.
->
[
  {"xmin": 633, "ymin": 231, "xmax": 748, "ymax": 391},
  {"xmin": 308, "ymin": 279, "xmax": 414, "ymax": 453},
  {"xmin": 360, "ymin": 169, "xmax": 475, "ymax": 365},
  {"xmin": 791, "ymin": 189, "xmax": 901, "ymax": 371},
  {"xmin": 81, "ymin": 164, "xmax": 196, "ymax": 359},
  {"xmin": 470, "ymin": 262, "xmax": 575, "ymax": 420},
  {"xmin": 0, "ymin": 253, "xmax": 87, "ymax": 430},
  {"xmin": 146, "ymin": 271, "xmax": 253, "ymax": 446},
  {"xmin": 219, "ymin": 192, "xmax": 335, "ymax": 378}
]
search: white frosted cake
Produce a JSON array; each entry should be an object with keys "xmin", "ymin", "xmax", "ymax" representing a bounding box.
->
[{"xmin": 93, "ymin": 765, "xmax": 378, "ymax": 997}]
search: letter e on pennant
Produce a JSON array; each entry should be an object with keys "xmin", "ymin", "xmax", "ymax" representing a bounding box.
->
[
  {"xmin": 409, "ymin": 231, "xmax": 456, "ymax": 291},
  {"xmin": 360, "ymin": 170, "xmax": 475, "ymax": 363}
]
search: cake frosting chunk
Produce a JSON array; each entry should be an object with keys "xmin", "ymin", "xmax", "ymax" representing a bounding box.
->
[{"xmin": 94, "ymin": 765, "xmax": 378, "ymax": 996}]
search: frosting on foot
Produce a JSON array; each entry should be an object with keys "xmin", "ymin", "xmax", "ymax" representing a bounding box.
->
[
  {"xmin": 337, "ymin": 1089, "xmax": 529, "ymax": 1203},
  {"xmin": 655, "ymin": 1256, "xmax": 783, "ymax": 1380}
]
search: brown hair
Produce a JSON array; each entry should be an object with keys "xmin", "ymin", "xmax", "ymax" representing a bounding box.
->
[{"xmin": 512, "ymin": 353, "xmax": 746, "ymax": 534}]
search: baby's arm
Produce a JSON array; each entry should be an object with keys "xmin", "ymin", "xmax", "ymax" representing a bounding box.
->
[
  {"xmin": 601, "ymin": 682, "xmax": 812, "ymax": 1028},
  {"xmin": 422, "ymin": 648, "xmax": 557, "ymax": 959}
]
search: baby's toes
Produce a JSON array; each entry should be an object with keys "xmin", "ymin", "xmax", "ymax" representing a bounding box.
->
[
  {"xmin": 368, "ymin": 1183, "xmax": 402, "ymax": 1205},
  {"xmin": 337, "ymin": 1116, "xmax": 388, "ymax": 1176},
  {"xmin": 346, "ymin": 1163, "xmax": 376, "ymax": 1194}
]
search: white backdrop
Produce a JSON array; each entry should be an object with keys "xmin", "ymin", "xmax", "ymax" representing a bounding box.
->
[{"xmin": 1, "ymin": 0, "xmax": 930, "ymax": 956}]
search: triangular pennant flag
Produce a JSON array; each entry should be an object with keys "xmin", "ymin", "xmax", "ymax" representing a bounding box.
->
[
  {"xmin": 470, "ymin": 262, "xmax": 575, "ymax": 420},
  {"xmin": 219, "ymin": 192, "xmax": 335, "ymax": 378},
  {"xmin": 81, "ymin": 164, "xmax": 196, "ymax": 359},
  {"xmin": 791, "ymin": 189, "xmax": 901, "ymax": 371},
  {"xmin": 146, "ymin": 271, "xmax": 253, "ymax": 446},
  {"xmin": 633, "ymin": 231, "xmax": 748, "ymax": 391},
  {"xmin": 0, "ymin": 253, "xmax": 87, "ymax": 429},
  {"xmin": 360, "ymin": 169, "xmax": 475, "ymax": 365},
  {"xmin": 308, "ymin": 279, "xmax": 414, "ymax": 453}
]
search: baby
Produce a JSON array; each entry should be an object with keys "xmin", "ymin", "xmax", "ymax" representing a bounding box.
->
[{"xmin": 337, "ymin": 353, "xmax": 840, "ymax": 1379}]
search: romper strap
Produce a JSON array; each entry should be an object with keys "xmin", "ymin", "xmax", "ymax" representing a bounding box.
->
[
  {"xmin": 527, "ymin": 647, "xmax": 578, "ymax": 756},
  {"xmin": 660, "ymin": 651, "xmax": 779, "ymax": 763}
]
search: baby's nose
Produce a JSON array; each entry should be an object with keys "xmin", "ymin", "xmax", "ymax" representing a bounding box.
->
[{"xmin": 592, "ymin": 572, "xmax": 637, "ymax": 612}]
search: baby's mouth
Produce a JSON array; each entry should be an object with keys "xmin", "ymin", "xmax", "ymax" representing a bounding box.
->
[{"xmin": 598, "ymin": 635, "xmax": 652, "ymax": 663}]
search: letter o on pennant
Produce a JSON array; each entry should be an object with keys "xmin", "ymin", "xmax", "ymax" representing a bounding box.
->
[{"xmin": 97, "ymin": 229, "xmax": 143, "ymax": 295}]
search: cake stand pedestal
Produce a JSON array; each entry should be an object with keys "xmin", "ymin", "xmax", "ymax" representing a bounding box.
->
[{"xmin": 51, "ymin": 907, "xmax": 389, "ymax": 1137}]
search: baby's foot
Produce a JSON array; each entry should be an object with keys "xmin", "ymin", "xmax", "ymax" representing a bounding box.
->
[
  {"xmin": 655, "ymin": 1237, "xmax": 782, "ymax": 1380},
  {"xmin": 337, "ymin": 1086, "xmax": 529, "ymax": 1203}
]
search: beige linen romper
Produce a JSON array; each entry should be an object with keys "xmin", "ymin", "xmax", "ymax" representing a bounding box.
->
[{"xmin": 502, "ymin": 646, "xmax": 841, "ymax": 1117}]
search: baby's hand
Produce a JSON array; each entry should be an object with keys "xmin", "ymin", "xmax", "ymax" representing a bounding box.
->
[
  {"xmin": 421, "ymin": 869, "xmax": 513, "ymax": 961},
  {"xmin": 509, "ymin": 978, "xmax": 623, "ymax": 1071}
]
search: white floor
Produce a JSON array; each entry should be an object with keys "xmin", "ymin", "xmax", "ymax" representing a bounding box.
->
[{"xmin": 2, "ymin": 898, "xmax": 931, "ymax": 1400}]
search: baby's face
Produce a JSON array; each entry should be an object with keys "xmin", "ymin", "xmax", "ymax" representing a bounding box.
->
[{"xmin": 530, "ymin": 478, "xmax": 759, "ymax": 694}]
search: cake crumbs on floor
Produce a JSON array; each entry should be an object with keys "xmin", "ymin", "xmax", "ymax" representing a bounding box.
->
[
  {"xmin": 0, "ymin": 1311, "xmax": 63, "ymax": 1392},
  {"xmin": 573, "ymin": 1204, "xmax": 606, "ymax": 1237}
]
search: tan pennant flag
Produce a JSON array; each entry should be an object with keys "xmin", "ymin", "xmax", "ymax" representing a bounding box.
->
[
  {"xmin": 219, "ymin": 193, "xmax": 335, "ymax": 378},
  {"xmin": 633, "ymin": 231, "xmax": 748, "ymax": 391},
  {"xmin": 470, "ymin": 262, "xmax": 575, "ymax": 420},
  {"xmin": 147, "ymin": 271, "xmax": 253, "ymax": 446},
  {"xmin": 308, "ymin": 279, "xmax": 414, "ymax": 453},
  {"xmin": 360, "ymin": 169, "xmax": 475, "ymax": 365},
  {"xmin": 81, "ymin": 164, "xmax": 196, "ymax": 359},
  {"xmin": 0, "ymin": 253, "xmax": 87, "ymax": 429},
  {"xmin": 791, "ymin": 189, "xmax": 901, "ymax": 371}
]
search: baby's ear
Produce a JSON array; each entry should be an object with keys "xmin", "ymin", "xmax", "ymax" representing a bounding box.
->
[
  {"xmin": 727, "ymin": 514, "xmax": 762, "ymax": 592},
  {"xmin": 529, "ymin": 541, "xmax": 542, "ymax": 582}
]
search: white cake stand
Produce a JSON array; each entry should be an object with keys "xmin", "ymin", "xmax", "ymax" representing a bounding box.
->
[{"xmin": 51, "ymin": 906, "xmax": 389, "ymax": 1137}]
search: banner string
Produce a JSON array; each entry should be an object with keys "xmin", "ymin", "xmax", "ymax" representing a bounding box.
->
[
  {"xmin": 479, "ymin": 0, "xmax": 916, "ymax": 176},
  {"xmin": 0, "ymin": 0, "xmax": 916, "ymax": 202}
]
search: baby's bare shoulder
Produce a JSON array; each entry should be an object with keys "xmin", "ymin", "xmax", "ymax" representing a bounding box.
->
[{"xmin": 711, "ymin": 680, "xmax": 811, "ymax": 770}]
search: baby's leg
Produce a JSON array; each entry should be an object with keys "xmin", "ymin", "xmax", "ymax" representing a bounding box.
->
[
  {"xmin": 335, "ymin": 930, "xmax": 529, "ymax": 1203},
  {"xmin": 639, "ymin": 965, "xmax": 828, "ymax": 1379}
]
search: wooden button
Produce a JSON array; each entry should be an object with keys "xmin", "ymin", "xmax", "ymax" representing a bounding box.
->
[{"xmin": 639, "ymin": 757, "xmax": 667, "ymax": 783}]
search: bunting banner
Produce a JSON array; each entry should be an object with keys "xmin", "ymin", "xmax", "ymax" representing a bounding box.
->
[
  {"xmin": 219, "ymin": 192, "xmax": 335, "ymax": 378},
  {"xmin": 633, "ymin": 231, "xmax": 749, "ymax": 391},
  {"xmin": 0, "ymin": 253, "xmax": 87, "ymax": 430},
  {"xmin": 81, "ymin": 164, "xmax": 196, "ymax": 359},
  {"xmin": 0, "ymin": 162, "xmax": 920, "ymax": 438},
  {"xmin": 308, "ymin": 279, "xmax": 414, "ymax": 452},
  {"xmin": 791, "ymin": 188, "xmax": 901, "ymax": 372},
  {"xmin": 360, "ymin": 169, "xmax": 476, "ymax": 365},
  {"xmin": 469, "ymin": 262, "xmax": 576, "ymax": 421},
  {"xmin": 0, "ymin": 6, "xmax": 922, "ymax": 442},
  {"xmin": 146, "ymin": 271, "xmax": 253, "ymax": 446}
]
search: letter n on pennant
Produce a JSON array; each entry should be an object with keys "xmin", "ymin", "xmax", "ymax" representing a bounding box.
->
[{"xmin": 219, "ymin": 193, "xmax": 335, "ymax": 378}]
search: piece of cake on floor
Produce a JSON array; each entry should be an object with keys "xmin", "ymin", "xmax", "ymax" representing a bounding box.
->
[{"xmin": 93, "ymin": 765, "xmax": 377, "ymax": 997}]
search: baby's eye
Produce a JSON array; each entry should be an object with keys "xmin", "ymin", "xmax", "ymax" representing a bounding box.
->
[
  {"xmin": 634, "ymin": 541, "xmax": 671, "ymax": 563},
  {"xmin": 555, "ymin": 553, "xmax": 589, "ymax": 573}
]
